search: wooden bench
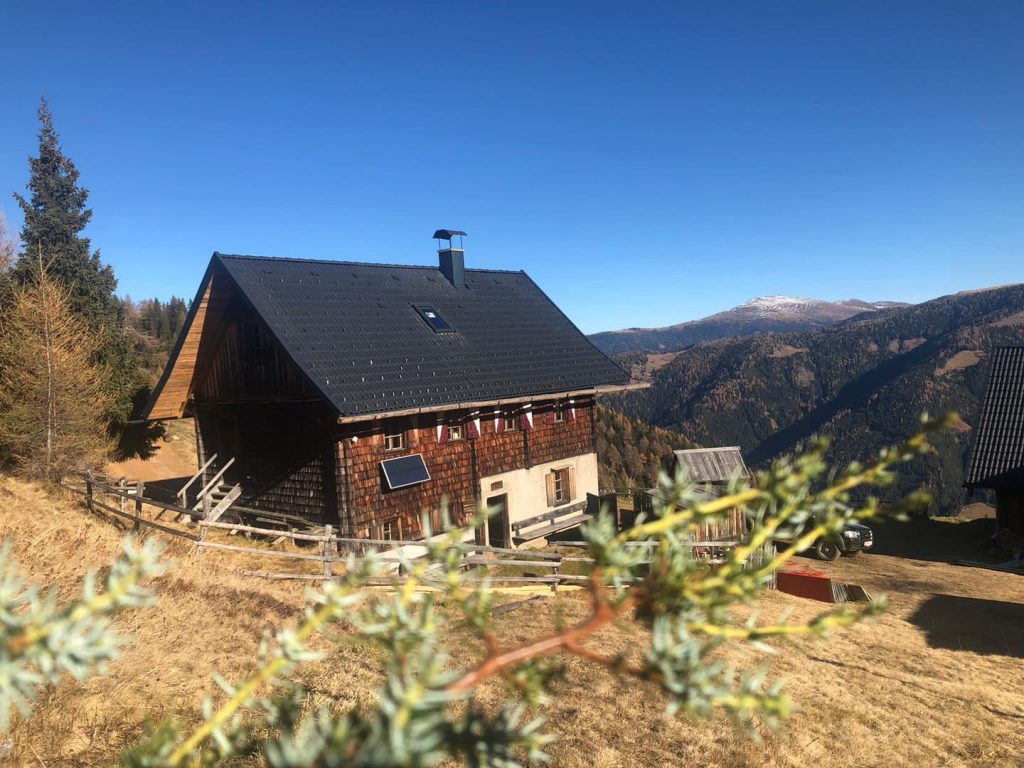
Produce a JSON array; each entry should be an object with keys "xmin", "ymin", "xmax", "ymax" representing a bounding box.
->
[{"xmin": 512, "ymin": 501, "xmax": 591, "ymax": 545}]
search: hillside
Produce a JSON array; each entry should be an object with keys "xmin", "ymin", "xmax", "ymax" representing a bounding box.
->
[
  {"xmin": 603, "ymin": 284, "xmax": 1024, "ymax": 512},
  {"xmin": 589, "ymin": 296, "xmax": 908, "ymax": 356},
  {"xmin": 594, "ymin": 405, "xmax": 696, "ymax": 489},
  {"xmin": 5, "ymin": 475, "xmax": 1024, "ymax": 766}
]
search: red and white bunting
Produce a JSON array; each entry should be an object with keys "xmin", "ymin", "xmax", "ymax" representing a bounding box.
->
[{"xmin": 519, "ymin": 405, "xmax": 533, "ymax": 430}]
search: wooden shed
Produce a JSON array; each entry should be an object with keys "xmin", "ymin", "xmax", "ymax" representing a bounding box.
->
[{"xmin": 660, "ymin": 446, "xmax": 751, "ymax": 541}]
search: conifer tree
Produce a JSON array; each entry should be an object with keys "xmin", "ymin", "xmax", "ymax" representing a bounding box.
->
[
  {"xmin": 0, "ymin": 254, "xmax": 113, "ymax": 482},
  {"xmin": 10, "ymin": 99, "xmax": 141, "ymax": 433}
]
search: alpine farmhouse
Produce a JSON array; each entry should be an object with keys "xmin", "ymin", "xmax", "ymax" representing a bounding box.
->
[{"xmin": 143, "ymin": 232, "xmax": 635, "ymax": 547}]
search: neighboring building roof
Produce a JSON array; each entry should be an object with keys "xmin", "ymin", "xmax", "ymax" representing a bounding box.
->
[
  {"xmin": 147, "ymin": 252, "xmax": 631, "ymax": 420},
  {"xmin": 671, "ymin": 446, "xmax": 749, "ymax": 484},
  {"xmin": 966, "ymin": 347, "xmax": 1024, "ymax": 489}
]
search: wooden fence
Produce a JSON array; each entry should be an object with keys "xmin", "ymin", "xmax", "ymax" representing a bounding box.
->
[{"xmin": 66, "ymin": 473, "xmax": 740, "ymax": 589}]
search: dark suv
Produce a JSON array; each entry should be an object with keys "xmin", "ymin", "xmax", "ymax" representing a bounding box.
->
[{"xmin": 777, "ymin": 522, "xmax": 874, "ymax": 562}]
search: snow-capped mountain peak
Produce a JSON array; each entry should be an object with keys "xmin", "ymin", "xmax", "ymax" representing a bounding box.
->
[{"xmin": 738, "ymin": 295, "xmax": 822, "ymax": 315}]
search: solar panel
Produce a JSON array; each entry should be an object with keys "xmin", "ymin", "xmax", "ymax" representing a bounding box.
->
[
  {"xmin": 415, "ymin": 305, "xmax": 452, "ymax": 333},
  {"xmin": 380, "ymin": 453, "xmax": 431, "ymax": 490}
]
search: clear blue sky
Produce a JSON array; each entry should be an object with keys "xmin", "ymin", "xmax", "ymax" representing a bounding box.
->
[{"xmin": 1, "ymin": 2, "xmax": 1021, "ymax": 333}]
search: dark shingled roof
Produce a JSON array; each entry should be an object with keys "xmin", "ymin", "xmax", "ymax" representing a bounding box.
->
[
  {"xmin": 671, "ymin": 447, "xmax": 749, "ymax": 484},
  {"xmin": 214, "ymin": 253, "xmax": 629, "ymax": 417},
  {"xmin": 966, "ymin": 347, "xmax": 1024, "ymax": 488}
]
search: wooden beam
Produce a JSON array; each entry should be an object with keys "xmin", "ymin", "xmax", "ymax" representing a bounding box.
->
[{"xmin": 335, "ymin": 383, "xmax": 649, "ymax": 424}]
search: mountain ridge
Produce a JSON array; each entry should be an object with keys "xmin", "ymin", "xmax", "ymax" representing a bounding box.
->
[
  {"xmin": 601, "ymin": 282, "xmax": 1024, "ymax": 512},
  {"xmin": 589, "ymin": 295, "xmax": 910, "ymax": 355}
]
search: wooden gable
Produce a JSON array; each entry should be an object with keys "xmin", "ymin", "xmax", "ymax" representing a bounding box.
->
[{"xmin": 144, "ymin": 261, "xmax": 325, "ymax": 420}]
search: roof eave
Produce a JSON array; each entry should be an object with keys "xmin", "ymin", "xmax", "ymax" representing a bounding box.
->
[{"xmin": 335, "ymin": 381, "xmax": 647, "ymax": 424}]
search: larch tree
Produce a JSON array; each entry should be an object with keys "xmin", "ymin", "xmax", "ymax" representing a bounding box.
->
[
  {"xmin": 0, "ymin": 255, "xmax": 113, "ymax": 483},
  {"xmin": 0, "ymin": 212, "xmax": 14, "ymax": 271},
  {"xmin": 10, "ymin": 98, "xmax": 141, "ymax": 435}
]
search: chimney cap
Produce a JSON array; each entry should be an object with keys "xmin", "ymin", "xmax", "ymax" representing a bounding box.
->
[{"xmin": 433, "ymin": 229, "xmax": 468, "ymax": 241}]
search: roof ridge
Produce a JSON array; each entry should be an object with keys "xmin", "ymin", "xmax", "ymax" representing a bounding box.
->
[{"xmin": 214, "ymin": 252, "xmax": 524, "ymax": 275}]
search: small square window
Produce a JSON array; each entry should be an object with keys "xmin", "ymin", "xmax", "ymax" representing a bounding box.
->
[
  {"xmin": 415, "ymin": 305, "xmax": 452, "ymax": 333},
  {"xmin": 503, "ymin": 415, "xmax": 518, "ymax": 432},
  {"xmin": 554, "ymin": 409, "xmax": 566, "ymax": 423},
  {"xmin": 381, "ymin": 518, "xmax": 400, "ymax": 541},
  {"xmin": 448, "ymin": 424, "xmax": 464, "ymax": 441},
  {"xmin": 384, "ymin": 431, "xmax": 405, "ymax": 451}
]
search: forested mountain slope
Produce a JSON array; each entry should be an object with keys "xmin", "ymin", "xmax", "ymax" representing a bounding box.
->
[
  {"xmin": 603, "ymin": 284, "xmax": 1024, "ymax": 511},
  {"xmin": 594, "ymin": 405, "xmax": 696, "ymax": 490}
]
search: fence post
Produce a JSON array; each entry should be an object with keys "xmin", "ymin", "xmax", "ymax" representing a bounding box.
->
[
  {"xmin": 134, "ymin": 480, "xmax": 145, "ymax": 533},
  {"xmin": 119, "ymin": 478, "xmax": 127, "ymax": 518},
  {"xmin": 195, "ymin": 523, "xmax": 207, "ymax": 556},
  {"xmin": 323, "ymin": 525, "xmax": 334, "ymax": 579},
  {"xmin": 85, "ymin": 470, "xmax": 94, "ymax": 515}
]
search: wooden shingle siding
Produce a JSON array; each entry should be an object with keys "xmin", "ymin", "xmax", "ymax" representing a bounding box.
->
[
  {"xmin": 195, "ymin": 300, "xmax": 318, "ymax": 402},
  {"xmin": 528, "ymin": 400, "xmax": 594, "ymax": 467},
  {"xmin": 339, "ymin": 402, "xmax": 597, "ymax": 539},
  {"xmin": 194, "ymin": 402, "xmax": 339, "ymax": 525},
  {"xmin": 340, "ymin": 415, "xmax": 476, "ymax": 538}
]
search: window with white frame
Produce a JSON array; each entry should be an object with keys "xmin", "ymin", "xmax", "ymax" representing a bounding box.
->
[
  {"xmin": 546, "ymin": 467, "xmax": 574, "ymax": 507},
  {"xmin": 381, "ymin": 518, "xmax": 400, "ymax": 541},
  {"xmin": 384, "ymin": 430, "xmax": 405, "ymax": 451},
  {"xmin": 448, "ymin": 423, "xmax": 464, "ymax": 441}
]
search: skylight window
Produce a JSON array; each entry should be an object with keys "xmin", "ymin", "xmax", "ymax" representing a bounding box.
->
[{"xmin": 415, "ymin": 305, "xmax": 452, "ymax": 333}]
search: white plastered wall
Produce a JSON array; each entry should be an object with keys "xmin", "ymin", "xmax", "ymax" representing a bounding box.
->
[{"xmin": 479, "ymin": 452, "xmax": 599, "ymax": 544}]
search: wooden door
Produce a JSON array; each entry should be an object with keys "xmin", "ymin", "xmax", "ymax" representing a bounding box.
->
[{"xmin": 486, "ymin": 494, "xmax": 510, "ymax": 549}]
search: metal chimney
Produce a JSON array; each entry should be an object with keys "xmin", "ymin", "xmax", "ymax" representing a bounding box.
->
[{"xmin": 433, "ymin": 229, "xmax": 467, "ymax": 287}]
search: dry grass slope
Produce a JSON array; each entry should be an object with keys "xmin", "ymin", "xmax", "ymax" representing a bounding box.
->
[{"xmin": 2, "ymin": 476, "xmax": 1024, "ymax": 767}]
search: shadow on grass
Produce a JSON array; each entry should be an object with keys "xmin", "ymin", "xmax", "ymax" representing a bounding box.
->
[
  {"xmin": 141, "ymin": 476, "xmax": 192, "ymax": 504},
  {"xmin": 909, "ymin": 593, "xmax": 1024, "ymax": 658},
  {"xmin": 869, "ymin": 516, "xmax": 1000, "ymax": 564}
]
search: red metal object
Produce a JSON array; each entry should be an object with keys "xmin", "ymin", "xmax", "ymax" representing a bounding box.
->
[{"xmin": 776, "ymin": 563, "xmax": 836, "ymax": 603}]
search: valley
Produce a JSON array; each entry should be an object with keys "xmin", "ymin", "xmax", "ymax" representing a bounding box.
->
[{"xmin": 597, "ymin": 283, "xmax": 1024, "ymax": 512}]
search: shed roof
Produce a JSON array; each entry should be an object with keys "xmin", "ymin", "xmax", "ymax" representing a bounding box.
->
[
  {"xmin": 966, "ymin": 347, "xmax": 1024, "ymax": 489},
  {"xmin": 146, "ymin": 252, "xmax": 631, "ymax": 420},
  {"xmin": 671, "ymin": 446, "xmax": 749, "ymax": 484}
]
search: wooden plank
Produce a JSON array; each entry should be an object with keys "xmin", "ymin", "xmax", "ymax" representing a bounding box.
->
[
  {"xmin": 195, "ymin": 541, "xmax": 329, "ymax": 562},
  {"xmin": 511, "ymin": 501, "xmax": 588, "ymax": 533},
  {"xmin": 513, "ymin": 513, "xmax": 591, "ymax": 543},
  {"xmin": 238, "ymin": 570, "xmax": 336, "ymax": 581},
  {"xmin": 554, "ymin": 540, "xmax": 739, "ymax": 548},
  {"xmin": 90, "ymin": 498, "xmax": 199, "ymax": 541},
  {"xmin": 192, "ymin": 458, "xmax": 235, "ymax": 510},
  {"xmin": 491, "ymin": 595, "xmax": 548, "ymax": 616},
  {"xmin": 178, "ymin": 453, "xmax": 218, "ymax": 505},
  {"xmin": 205, "ymin": 484, "xmax": 241, "ymax": 522},
  {"xmin": 463, "ymin": 557, "xmax": 561, "ymax": 569},
  {"xmin": 323, "ymin": 525, "xmax": 334, "ymax": 578},
  {"xmin": 199, "ymin": 519, "xmax": 330, "ymax": 542},
  {"xmin": 70, "ymin": 477, "xmax": 203, "ymax": 520},
  {"xmin": 147, "ymin": 275, "xmax": 224, "ymax": 420}
]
